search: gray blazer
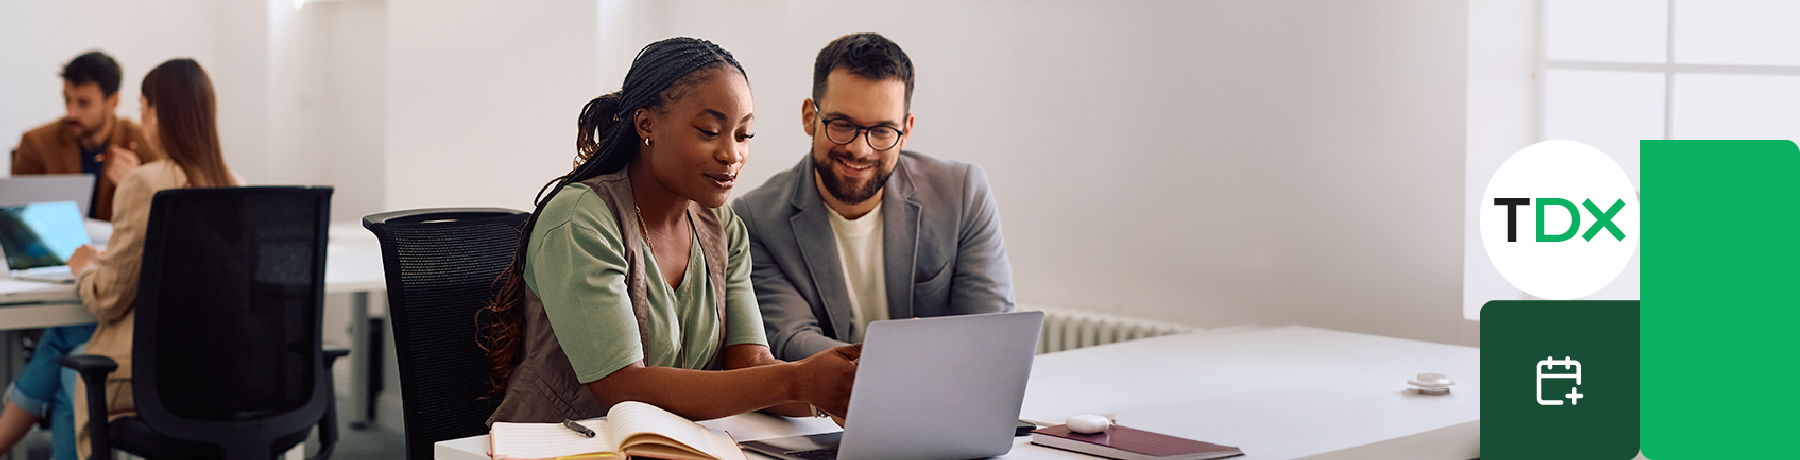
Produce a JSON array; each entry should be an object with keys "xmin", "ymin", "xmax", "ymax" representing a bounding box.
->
[{"xmin": 734, "ymin": 151, "xmax": 1015, "ymax": 361}]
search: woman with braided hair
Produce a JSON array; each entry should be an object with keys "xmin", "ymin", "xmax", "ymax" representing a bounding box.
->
[{"xmin": 484, "ymin": 37, "xmax": 859, "ymax": 424}]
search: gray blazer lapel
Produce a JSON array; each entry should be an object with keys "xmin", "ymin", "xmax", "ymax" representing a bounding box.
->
[
  {"xmin": 790, "ymin": 160, "xmax": 855, "ymax": 340},
  {"xmin": 882, "ymin": 157, "xmax": 919, "ymax": 320}
]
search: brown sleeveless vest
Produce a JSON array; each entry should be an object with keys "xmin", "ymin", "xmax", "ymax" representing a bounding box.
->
[{"xmin": 487, "ymin": 170, "xmax": 730, "ymax": 424}]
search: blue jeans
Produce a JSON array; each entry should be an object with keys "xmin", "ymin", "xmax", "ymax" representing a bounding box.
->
[{"xmin": 4, "ymin": 324, "xmax": 96, "ymax": 460}]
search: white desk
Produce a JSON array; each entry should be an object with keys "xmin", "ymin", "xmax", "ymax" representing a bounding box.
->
[
  {"xmin": 435, "ymin": 326, "xmax": 1480, "ymax": 459},
  {"xmin": 0, "ymin": 223, "xmax": 392, "ymax": 433},
  {"xmin": 0, "ymin": 246, "xmax": 385, "ymax": 324},
  {"xmin": 322, "ymin": 223, "xmax": 390, "ymax": 430}
]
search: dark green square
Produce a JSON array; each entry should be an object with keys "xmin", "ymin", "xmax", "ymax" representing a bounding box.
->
[{"xmin": 1482, "ymin": 300, "xmax": 1639, "ymax": 460}]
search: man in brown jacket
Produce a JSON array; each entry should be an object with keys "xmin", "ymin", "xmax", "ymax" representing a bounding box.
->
[{"xmin": 10, "ymin": 51, "xmax": 159, "ymax": 221}]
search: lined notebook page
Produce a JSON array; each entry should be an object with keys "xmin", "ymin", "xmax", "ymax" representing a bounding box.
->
[
  {"xmin": 490, "ymin": 420, "xmax": 616, "ymax": 459},
  {"xmin": 607, "ymin": 402, "xmax": 726, "ymax": 457}
]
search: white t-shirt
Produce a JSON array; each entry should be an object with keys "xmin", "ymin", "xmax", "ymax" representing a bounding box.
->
[{"xmin": 828, "ymin": 203, "xmax": 887, "ymax": 343}]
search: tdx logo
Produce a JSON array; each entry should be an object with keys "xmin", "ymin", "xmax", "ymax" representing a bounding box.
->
[
  {"xmin": 1491, "ymin": 197, "xmax": 1627, "ymax": 243},
  {"xmin": 1480, "ymin": 141, "xmax": 1638, "ymax": 300}
]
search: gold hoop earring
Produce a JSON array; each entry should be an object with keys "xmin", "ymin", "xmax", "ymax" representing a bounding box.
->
[{"xmin": 643, "ymin": 138, "xmax": 651, "ymax": 147}]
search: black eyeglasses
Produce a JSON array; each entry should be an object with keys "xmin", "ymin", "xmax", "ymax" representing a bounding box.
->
[{"xmin": 814, "ymin": 103, "xmax": 905, "ymax": 151}]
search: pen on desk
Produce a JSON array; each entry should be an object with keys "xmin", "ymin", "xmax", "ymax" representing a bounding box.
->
[{"xmin": 562, "ymin": 419, "xmax": 595, "ymax": 438}]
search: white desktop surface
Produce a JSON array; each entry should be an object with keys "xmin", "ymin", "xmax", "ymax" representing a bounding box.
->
[
  {"xmin": 1018, "ymin": 326, "xmax": 1479, "ymax": 459},
  {"xmin": 323, "ymin": 222, "xmax": 388, "ymax": 297},
  {"xmin": 436, "ymin": 326, "xmax": 1481, "ymax": 460},
  {"xmin": 1, "ymin": 223, "xmax": 387, "ymax": 326},
  {"xmin": 0, "ymin": 279, "xmax": 90, "ymax": 325}
]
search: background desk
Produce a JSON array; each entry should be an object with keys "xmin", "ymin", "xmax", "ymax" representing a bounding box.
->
[
  {"xmin": 436, "ymin": 325, "xmax": 1480, "ymax": 459},
  {"xmin": 0, "ymin": 223, "xmax": 391, "ymax": 460}
]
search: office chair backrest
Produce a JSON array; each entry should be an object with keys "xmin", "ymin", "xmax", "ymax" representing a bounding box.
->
[
  {"xmin": 363, "ymin": 208, "xmax": 527, "ymax": 460},
  {"xmin": 131, "ymin": 186, "xmax": 334, "ymax": 455}
]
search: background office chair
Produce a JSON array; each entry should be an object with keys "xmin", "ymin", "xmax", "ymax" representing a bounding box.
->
[
  {"xmin": 362, "ymin": 208, "xmax": 527, "ymax": 460},
  {"xmin": 63, "ymin": 186, "xmax": 346, "ymax": 460}
]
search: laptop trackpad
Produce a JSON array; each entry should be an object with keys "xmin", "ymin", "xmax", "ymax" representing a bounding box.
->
[{"xmin": 740, "ymin": 432, "xmax": 842, "ymax": 460}]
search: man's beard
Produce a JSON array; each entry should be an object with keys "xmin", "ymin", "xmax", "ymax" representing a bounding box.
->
[
  {"xmin": 813, "ymin": 150, "xmax": 894, "ymax": 206},
  {"xmin": 61, "ymin": 118, "xmax": 93, "ymax": 139}
]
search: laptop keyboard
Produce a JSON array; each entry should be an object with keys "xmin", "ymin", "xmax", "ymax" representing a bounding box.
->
[{"xmin": 781, "ymin": 448, "xmax": 840, "ymax": 460}]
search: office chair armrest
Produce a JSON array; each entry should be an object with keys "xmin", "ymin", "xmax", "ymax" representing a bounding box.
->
[
  {"xmin": 59, "ymin": 354, "xmax": 118, "ymax": 376},
  {"xmin": 60, "ymin": 354, "xmax": 117, "ymax": 459},
  {"xmin": 323, "ymin": 348, "xmax": 351, "ymax": 367}
]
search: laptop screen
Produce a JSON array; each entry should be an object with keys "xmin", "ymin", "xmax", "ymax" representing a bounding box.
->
[{"xmin": 0, "ymin": 201, "xmax": 93, "ymax": 271}]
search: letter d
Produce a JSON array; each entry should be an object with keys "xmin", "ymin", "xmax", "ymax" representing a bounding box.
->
[{"xmin": 1537, "ymin": 198, "xmax": 1580, "ymax": 242}]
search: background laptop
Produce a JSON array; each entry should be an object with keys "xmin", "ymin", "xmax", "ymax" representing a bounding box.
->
[
  {"xmin": 1, "ymin": 201, "xmax": 94, "ymax": 283},
  {"xmin": 0, "ymin": 174, "xmax": 97, "ymax": 217},
  {"xmin": 742, "ymin": 311, "xmax": 1044, "ymax": 460}
]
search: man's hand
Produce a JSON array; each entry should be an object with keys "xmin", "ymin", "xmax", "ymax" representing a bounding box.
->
[
  {"xmin": 67, "ymin": 245, "xmax": 102, "ymax": 276},
  {"xmin": 95, "ymin": 142, "xmax": 142, "ymax": 185}
]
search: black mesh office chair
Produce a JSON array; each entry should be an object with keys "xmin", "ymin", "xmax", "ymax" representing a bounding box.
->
[
  {"xmin": 362, "ymin": 208, "xmax": 527, "ymax": 460},
  {"xmin": 63, "ymin": 186, "xmax": 346, "ymax": 460}
]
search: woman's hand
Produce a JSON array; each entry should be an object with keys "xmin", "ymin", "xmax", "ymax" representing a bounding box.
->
[
  {"xmin": 95, "ymin": 142, "xmax": 142, "ymax": 185},
  {"xmin": 789, "ymin": 344, "xmax": 861, "ymax": 417},
  {"xmin": 67, "ymin": 245, "xmax": 102, "ymax": 276}
]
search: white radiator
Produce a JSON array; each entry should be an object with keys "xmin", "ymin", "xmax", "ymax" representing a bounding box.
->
[{"xmin": 1020, "ymin": 304, "xmax": 1193, "ymax": 353}]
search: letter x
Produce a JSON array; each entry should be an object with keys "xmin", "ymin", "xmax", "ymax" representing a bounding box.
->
[{"xmin": 1582, "ymin": 199, "xmax": 1626, "ymax": 241}]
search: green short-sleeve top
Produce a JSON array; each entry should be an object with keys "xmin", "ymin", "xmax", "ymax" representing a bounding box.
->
[{"xmin": 524, "ymin": 182, "xmax": 767, "ymax": 384}]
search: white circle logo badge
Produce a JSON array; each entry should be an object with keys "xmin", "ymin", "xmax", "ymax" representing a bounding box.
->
[{"xmin": 1480, "ymin": 140, "xmax": 1639, "ymax": 300}]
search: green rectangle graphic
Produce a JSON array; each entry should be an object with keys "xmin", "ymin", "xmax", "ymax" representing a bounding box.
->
[{"xmin": 1641, "ymin": 140, "xmax": 1800, "ymax": 459}]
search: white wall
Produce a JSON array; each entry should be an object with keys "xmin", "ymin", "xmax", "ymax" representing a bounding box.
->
[
  {"xmin": 322, "ymin": 1, "xmax": 390, "ymax": 223},
  {"xmin": 269, "ymin": 0, "xmax": 389, "ymax": 222},
  {"xmin": 384, "ymin": 0, "xmax": 599, "ymax": 213},
  {"xmin": 595, "ymin": 0, "xmax": 1478, "ymax": 346},
  {"xmin": 1464, "ymin": 0, "xmax": 1543, "ymax": 317}
]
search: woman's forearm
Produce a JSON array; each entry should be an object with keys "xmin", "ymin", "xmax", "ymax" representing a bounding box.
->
[
  {"xmin": 583, "ymin": 362, "xmax": 798, "ymax": 421},
  {"xmin": 584, "ymin": 343, "xmax": 859, "ymax": 420},
  {"xmin": 730, "ymin": 344, "xmax": 831, "ymax": 418}
]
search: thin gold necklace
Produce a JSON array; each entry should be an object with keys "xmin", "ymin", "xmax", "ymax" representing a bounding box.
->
[{"xmin": 634, "ymin": 204, "xmax": 655, "ymax": 255}]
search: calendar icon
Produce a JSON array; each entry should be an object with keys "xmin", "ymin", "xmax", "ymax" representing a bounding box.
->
[{"xmin": 1536, "ymin": 356, "xmax": 1585, "ymax": 405}]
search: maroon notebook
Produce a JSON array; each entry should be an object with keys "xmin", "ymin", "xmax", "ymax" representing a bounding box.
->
[{"xmin": 1030, "ymin": 424, "xmax": 1243, "ymax": 460}]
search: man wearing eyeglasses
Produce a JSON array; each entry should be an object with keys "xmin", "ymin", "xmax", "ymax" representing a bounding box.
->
[{"xmin": 734, "ymin": 32, "xmax": 1015, "ymax": 362}]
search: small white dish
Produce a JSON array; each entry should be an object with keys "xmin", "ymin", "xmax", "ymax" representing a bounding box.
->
[
  {"xmin": 1066, "ymin": 415, "xmax": 1112, "ymax": 434},
  {"xmin": 1408, "ymin": 372, "xmax": 1457, "ymax": 389}
]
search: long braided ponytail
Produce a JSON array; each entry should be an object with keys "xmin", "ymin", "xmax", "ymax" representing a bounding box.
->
[{"xmin": 480, "ymin": 37, "xmax": 746, "ymax": 395}]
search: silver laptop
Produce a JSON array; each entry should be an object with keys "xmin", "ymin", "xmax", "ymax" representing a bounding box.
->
[
  {"xmin": 1, "ymin": 201, "xmax": 94, "ymax": 283},
  {"xmin": 742, "ymin": 311, "xmax": 1044, "ymax": 460},
  {"xmin": 0, "ymin": 174, "xmax": 97, "ymax": 217}
]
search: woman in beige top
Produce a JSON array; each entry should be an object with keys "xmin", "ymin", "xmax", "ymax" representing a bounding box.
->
[{"xmin": 65, "ymin": 58, "xmax": 240, "ymax": 459}]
